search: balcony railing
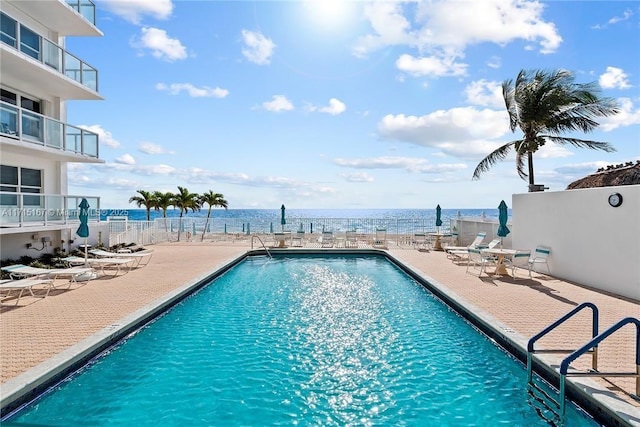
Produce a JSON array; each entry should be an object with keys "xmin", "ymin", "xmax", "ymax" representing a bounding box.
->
[
  {"xmin": 0, "ymin": 101, "xmax": 99, "ymax": 158},
  {"xmin": 0, "ymin": 193, "xmax": 100, "ymax": 227},
  {"xmin": 1, "ymin": 14, "xmax": 98, "ymax": 92},
  {"xmin": 66, "ymin": 0, "xmax": 97, "ymax": 26}
]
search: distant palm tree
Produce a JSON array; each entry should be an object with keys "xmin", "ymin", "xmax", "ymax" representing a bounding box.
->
[
  {"xmin": 153, "ymin": 191, "xmax": 174, "ymax": 233},
  {"xmin": 128, "ymin": 190, "xmax": 156, "ymax": 221},
  {"xmin": 199, "ymin": 190, "xmax": 229, "ymax": 242},
  {"xmin": 473, "ymin": 69, "xmax": 618, "ymax": 190},
  {"xmin": 172, "ymin": 186, "xmax": 201, "ymax": 241}
]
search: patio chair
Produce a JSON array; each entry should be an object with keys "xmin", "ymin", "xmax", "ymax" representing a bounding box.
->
[
  {"xmin": 320, "ymin": 231, "xmax": 335, "ymax": 248},
  {"xmin": 1, "ymin": 264, "xmax": 95, "ymax": 284},
  {"xmin": 0, "ymin": 278, "xmax": 55, "ymax": 305},
  {"xmin": 372, "ymin": 228, "xmax": 387, "ymax": 249},
  {"xmin": 505, "ymin": 250, "xmax": 532, "ymax": 280},
  {"xmin": 465, "ymin": 248, "xmax": 496, "ymax": 277},
  {"xmin": 412, "ymin": 233, "xmax": 429, "ymax": 251},
  {"xmin": 345, "ymin": 230, "xmax": 358, "ymax": 248},
  {"xmin": 291, "ymin": 231, "xmax": 305, "ymax": 247},
  {"xmin": 529, "ymin": 245, "xmax": 551, "ymax": 274}
]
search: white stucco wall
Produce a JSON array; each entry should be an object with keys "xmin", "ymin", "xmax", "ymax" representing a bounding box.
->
[{"xmin": 512, "ymin": 185, "xmax": 640, "ymax": 301}]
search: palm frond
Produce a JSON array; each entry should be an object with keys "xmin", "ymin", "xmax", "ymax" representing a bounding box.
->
[
  {"xmin": 472, "ymin": 142, "xmax": 516, "ymax": 180},
  {"xmin": 542, "ymin": 135, "xmax": 617, "ymax": 152}
]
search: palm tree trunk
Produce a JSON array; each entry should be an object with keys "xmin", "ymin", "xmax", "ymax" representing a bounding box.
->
[
  {"xmin": 201, "ymin": 208, "xmax": 212, "ymax": 242},
  {"xmin": 527, "ymin": 151, "xmax": 535, "ymax": 190},
  {"xmin": 177, "ymin": 212, "xmax": 183, "ymax": 241}
]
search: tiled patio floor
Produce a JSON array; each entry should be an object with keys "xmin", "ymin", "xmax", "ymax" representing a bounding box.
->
[{"xmin": 1, "ymin": 241, "xmax": 638, "ymax": 424}]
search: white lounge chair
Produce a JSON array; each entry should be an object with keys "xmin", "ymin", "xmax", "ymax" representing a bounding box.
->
[
  {"xmin": 412, "ymin": 233, "xmax": 429, "ymax": 251},
  {"xmin": 89, "ymin": 249, "xmax": 153, "ymax": 267},
  {"xmin": 62, "ymin": 256, "xmax": 134, "ymax": 276},
  {"xmin": 372, "ymin": 228, "xmax": 387, "ymax": 249},
  {"xmin": 1, "ymin": 264, "xmax": 95, "ymax": 284},
  {"xmin": 445, "ymin": 232, "xmax": 487, "ymax": 260},
  {"xmin": 0, "ymin": 278, "xmax": 54, "ymax": 305}
]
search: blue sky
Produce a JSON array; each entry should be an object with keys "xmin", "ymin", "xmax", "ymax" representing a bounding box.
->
[{"xmin": 65, "ymin": 0, "xmax": 640, "ymax": 209}]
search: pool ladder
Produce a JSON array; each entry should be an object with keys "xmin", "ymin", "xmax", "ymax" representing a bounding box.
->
[
  {"xmin": 526, "ymin": 302, "xmax": 640, "ymax": 426},
  {"xmin": 250, "ymin": 235, "xmax": 273, "ymax": 258}
]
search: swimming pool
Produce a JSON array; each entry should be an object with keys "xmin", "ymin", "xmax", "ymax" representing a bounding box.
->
[{"xmin": 4, "ymin": 254, "xmax": 597, "ymax": 425}]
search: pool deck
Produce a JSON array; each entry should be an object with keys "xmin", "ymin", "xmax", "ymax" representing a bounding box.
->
[{"xmin": 1, "ymin": 241, "xmax": 639, "ymax": 425}]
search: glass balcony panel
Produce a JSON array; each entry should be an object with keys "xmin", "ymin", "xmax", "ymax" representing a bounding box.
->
[
  {"xmin": 66, "ymin": 0, "xmax": 97, "ymax": 26},
  {"xmin": 42, "ymin": 38, "xmax": 62, "ymax": 71},
  {"xmin": 65, "ymin": 126, "xmax": 82, "ymax": 153},
  {"xmin": 0, "ymin": 193, "xmax": 100, "ymax": 226},
  {"xmin": 21, "ymin": 111, "xmax": 44, "ymax": 142},
  {"xmin": 63, "ymin": 52, "xmax": 82, "ymax": 84},
  {"xmin": 46, "ymin": 195, "xmax": 66, "ymax": 222},
  {"xmin": 82, "ymin": 129, "xmax": 98, "ymax": 156},
  {"xmin": 45, "ymin": 119, "xmax": 64, "ymax": 149},
  {"xmin": 0, "ymin": 103, "xmax": 19, "ymax": 136},
  {"xmin": 82, "ymin": 66, "xmax": 98, "ymax": 92}
]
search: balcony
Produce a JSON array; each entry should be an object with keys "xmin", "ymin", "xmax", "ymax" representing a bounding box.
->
[
  {"xmin": 7, "ymin": 0, "xmax": 102, "ymax": 37},
  {"xmin": 0, "ymin": 193, "xmax": 101, "ymax": 232},
  {"xmin": 0, "ymin": 15, "xmax": 101, "ymax": 100},
  {"xmin": 1, "ymin": 101, "xmax": 101, "ymax": 162}
]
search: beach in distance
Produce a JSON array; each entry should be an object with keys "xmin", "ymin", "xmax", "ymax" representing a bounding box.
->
[{"xmin": 101, "ymin": 208, "xmax": 508, "ymax": 222}]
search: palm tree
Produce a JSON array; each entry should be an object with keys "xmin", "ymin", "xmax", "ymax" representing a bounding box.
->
[
  {"xmin": 199, "ymin": 190, "xmax": 229, "ymax": 242},
  {"xmin": 128, "ymin": 190, "xmax": 156, "ymax": 221},
  {"xmin": 473, "ymin": 69, "xmax": 618, "ymax": 190},
  {"xmin": 172, "ymin": 186, "xmax": 201, "ymax": 241},
  {"xmin": 153, "ymin": 191, "xmax": 174, "ymax": 233}
]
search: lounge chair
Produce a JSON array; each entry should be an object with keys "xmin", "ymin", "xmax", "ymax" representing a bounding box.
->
[
  {"xmin": 372, "ymin": 228, "xmax": 387, "ymax": 249},
  {"xmin": 89, "ymin": 249, "xmax": 153, "ymax": 267},
  {"xmin": 529, "ymin": 245, "xmax": 551, "ymax": 274},
  {"xmin": 0, "ymin": 278, "xmax": 54, "ymax": 305},
  {"xmin": 62, "ymin": 256, "xmax": 134, "ymax": 276},
  {"xmin": 320, "ymin": 231, "xmax": 334, "ymax": 248},
  {"xmin": 445, "ymin": 232, "xmax": 487, "ymax": 260},
  {"xmin": 1, "ymin": 264, "xmax": 95, "ymax": 284}
]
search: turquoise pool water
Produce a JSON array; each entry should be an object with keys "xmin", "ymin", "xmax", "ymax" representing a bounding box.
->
[{"xmin": 6, "ymin": 255, "xmax": 597, "ymax": 425}]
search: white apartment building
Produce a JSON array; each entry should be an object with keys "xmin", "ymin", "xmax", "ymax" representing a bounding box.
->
[{"xmin": 0, "ymin": 0, "xmax": 103, "ymax": 260}]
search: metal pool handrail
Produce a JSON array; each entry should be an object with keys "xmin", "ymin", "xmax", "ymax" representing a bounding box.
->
[
  {"xmin": 251, "ymin": 235, "xmax": 272, "ymax": 258},
  {"xmin": 558, "ymin": 316, "xmax": 640, "ymax": 419},
  {"xmin": 527, "ymin": 302, "xmax": 600, "ymax": 382}
]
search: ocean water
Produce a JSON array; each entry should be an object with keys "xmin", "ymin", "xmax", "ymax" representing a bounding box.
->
[{"xmin": 101, "ymin": 208, "xmax": 505, "ymax": 222}]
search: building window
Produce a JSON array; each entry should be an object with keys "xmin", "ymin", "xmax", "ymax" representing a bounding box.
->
[
  {"xmin": 0, "ymin": 13, "xmax": 17, "ymax": 48},
  {"xmin": 19, "ymin": 25, "xmax": 40, "ymax": 60},
  {"xmin": 0, "ymin": 165, "xmax": 42, "ymax": 206}
]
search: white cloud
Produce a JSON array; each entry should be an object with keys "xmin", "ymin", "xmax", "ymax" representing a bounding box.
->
[
  {"xmin": 131, "ymin": 27, "xmax": 187, "ymax": 62},
  {"xmin": 395, "ymin": 54, "xmax": 467, "ymax": 77},
  {"xmin": 101, "ymin": 0, "xmax": 173, "ymax": 24},
  {"xmin": 464, "ymin": 79, "xmax": 504, "ymax": 108},
  {"xmin": 307, "ymin": 98, "xmax": 347, "ymax": 115},
  {"xmin": 592, "ymin": 9, "xmax": 634, "ymax": 29},
  {"xmin": 156, "ymin": 82, "xmax": 229, "ymax": 98},
  {"xmin": 132, "ymin": 164, "xmax": 177, "ymax": 176},
  {"xmin": 138, "ymin": 142, "xmax": 175, "ymax": 155},
  {"xmin": 598, "ymin": 97, "xmax": 640, "ymax": 131},
  {"xmin": 78, "ymin": 124, "xmax": 120, "ymax": 149},
  {"xmin": 241, "ymin": 30, "xmax": 276, "ymax": 65},
  {"xmin": 115, "ymin": 153, "xmax": 136, "ymax": 165},
  {"xmin": 334, "ymin": 156, "xmax": 467, "ymax": 174},
  {"xmin": 486, "ymin": 56, "xmax": 501, "ymax": 69},
  {"xmin": 599, "ymin": 66, "xmax": 632, "ymax": 90},
  {"xmin": 341, "ymin": 172, "xmax": 375, "ymax": 183},
  {"xmin": 262, "ymin": 95, "xmax": 294, "ymax": 112},
  {"xmin": 354, "ymin": 0, "xmax": 562, "ymax": 80}
]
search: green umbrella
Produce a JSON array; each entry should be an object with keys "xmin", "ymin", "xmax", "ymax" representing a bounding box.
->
[
  {"xmin": 435, "ymin": 204, "xmax": 443, "ymax": 228},
  {"xmin": 497, "ymin": 200, "xmax": 510, "ymax": 245},
  {"xmin": 76, "ymin": 198, "xmax": 90, "ymax": 265},
  {"xmin": 280, "ymin": 204, "xmax": 286, "ymax": 231}
]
